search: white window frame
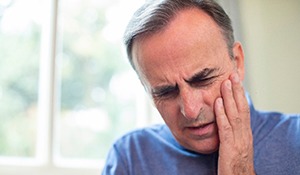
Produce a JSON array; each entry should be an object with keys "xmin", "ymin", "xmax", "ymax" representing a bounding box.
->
[{"xmin": 0, "ymin": 0, "xmax": 101, "ymax": 174}]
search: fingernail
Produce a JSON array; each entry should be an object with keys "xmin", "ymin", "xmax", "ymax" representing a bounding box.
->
[
  {"xmin": 232, "ymin": 73, "xmax": 240, "ymax": 83},
  {"xmin": 217, "ymin": 98, "xmax": 224, "ymax": 110},
  {"xmin": 217, "ymin": 98, "xmax": 223, "ymax": 106},
  {"xmin": 226, "ymin": 80, "xmax": 231, "ymax": 90}
]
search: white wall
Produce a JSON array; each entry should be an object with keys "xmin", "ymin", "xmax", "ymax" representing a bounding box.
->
[{"xmin": 237, "ymin": 0, "xmax": 300, "ymax": 113}]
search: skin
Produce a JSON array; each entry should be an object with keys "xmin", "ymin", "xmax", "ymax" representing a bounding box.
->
[{"xmin": 132, "ymin": 8, "xmax": 254, "ymax": 174}]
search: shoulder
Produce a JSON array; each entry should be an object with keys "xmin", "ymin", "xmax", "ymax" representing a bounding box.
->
[
  {"xmin": 102, "ymin": 124, "xmax": 171, "ymax": 174},
  {"xmin": 103, "ymin": 124, "xmax": 179, "ymax": 174},
  {"xmin": 252, "ymin": 111, "xmax": 300, "ymax": 145},
  {"xmin": 253, "ymin": 111, "xmax": 300, "ymax": 174},
  {"xmin": 252, "ymin": 111, "xmax": 300, "ymax": 139}
]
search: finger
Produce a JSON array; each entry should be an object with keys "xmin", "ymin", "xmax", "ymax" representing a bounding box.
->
[
  {"xmin": 215, "ymin": 97, "xmax": 233, "ymax": 144},
  {"xmin": 230, "ymin": 73, "xmax": 251, "ymax": 125},
  {"xmin": 221, "ymin": 79, "xmax": 248, "ymax": 143},
  {"xmin": 221, "ymin": 79, "xmax": 241, "ymax": 129}
]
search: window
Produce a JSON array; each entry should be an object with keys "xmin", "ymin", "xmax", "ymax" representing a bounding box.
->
[
  {"xmin": 0, "ymin": 0, "xmax": 41, "ymax": 158},
  {"xmin": 0, "ymin": 0, "xmax": 162, "ymax": 174},
  {"xmin": 56, "ymin": 0, "xmax": 142, "ymax": 161}
]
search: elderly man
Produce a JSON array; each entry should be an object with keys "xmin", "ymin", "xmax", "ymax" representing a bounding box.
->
[{"xmin": 102, "ymin": 0, "xmax": 300, "ymax": 174}]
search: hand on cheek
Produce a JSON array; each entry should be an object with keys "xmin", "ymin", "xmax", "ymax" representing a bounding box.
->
[{"xmin": 214, "ymin": 73, "xmax": 255, "ymax": 175}]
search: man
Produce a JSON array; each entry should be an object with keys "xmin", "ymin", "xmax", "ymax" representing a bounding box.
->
[{"xmin": 102, "ymin": 0, "xmax": 300, "ymax": 174}]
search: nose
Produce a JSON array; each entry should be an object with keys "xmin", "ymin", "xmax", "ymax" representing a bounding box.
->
[{"xmin": 179, "ymin": 88, "xmax": 203, "ymax": 120}]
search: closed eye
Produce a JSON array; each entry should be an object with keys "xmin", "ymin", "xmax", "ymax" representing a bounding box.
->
[
  {"xmin": 185, "ymin": 68, "xmax": 219, "ymax": 88},
  {"xmin": 152, "ymin": 85, "xmax": 179, "ymax": 100},
  {"xmin": 188, "ymin": 76, "xmax": 218, "ymax": 88}
]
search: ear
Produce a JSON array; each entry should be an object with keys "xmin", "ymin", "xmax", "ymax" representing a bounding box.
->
[{"xmin": 232, "ymin": 42, "xmax": 245, "ymax": 81}]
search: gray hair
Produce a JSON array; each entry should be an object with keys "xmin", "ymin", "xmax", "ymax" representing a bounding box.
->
[{"xmin": 124, "ymin": 0, "xmax": 235, "ymax": 70}]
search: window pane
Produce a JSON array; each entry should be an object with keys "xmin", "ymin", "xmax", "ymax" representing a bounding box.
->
[
  {"xmin": 56, "ymin": 0, "xmax": 144, "ymax": 160},
  {"xmin": 0, "ymin": 0, "xmax": 42, "ymax": 157}
]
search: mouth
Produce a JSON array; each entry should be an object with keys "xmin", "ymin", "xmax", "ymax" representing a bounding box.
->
[{"xmin": 185, "ymin": 122, "xmax": 216, "ymax": 139}]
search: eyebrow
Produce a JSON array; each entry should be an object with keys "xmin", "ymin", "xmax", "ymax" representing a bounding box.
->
[
  {"xmin": 185, "ymin": 68, "xmax": 220, "ymax": 84},
  {"xmin": 151, "ymin": 67, "xmax": 219, "ymax": 96},
  {"xmin": 151, "ymin": 84, "xmax": 178, "ymax": 96}
]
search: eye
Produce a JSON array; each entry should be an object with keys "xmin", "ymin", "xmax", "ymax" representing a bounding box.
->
[
  {"xmin": 190, "ymin": 76, "xmax": 217, "ymax": 88},
  {"xmin": 152, "ymin": 86, "xmax": 179, "ymax": 100}
]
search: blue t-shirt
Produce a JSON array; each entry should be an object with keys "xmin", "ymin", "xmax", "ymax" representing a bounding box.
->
[{"xmin": 102, "ymin": 100, "xmax": 300, "ymax": 175}]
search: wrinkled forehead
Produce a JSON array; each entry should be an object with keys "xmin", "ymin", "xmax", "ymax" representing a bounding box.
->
[
  {"xmin": 132, "ymin": 8, "xmax": 225, "ymax": 67},
  {"xmin": 131, "ymin": 8, "xmax": 229, "ymax": 86}
]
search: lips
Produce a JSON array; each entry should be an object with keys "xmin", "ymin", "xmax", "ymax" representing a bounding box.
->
[{"xmin": 185, "ymin": 122, "xmax": 215, "ymax": 138}]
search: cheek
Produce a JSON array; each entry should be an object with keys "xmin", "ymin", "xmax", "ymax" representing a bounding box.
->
[
  {"xmin": 202, "ymin": 80, "xmax": 223, "ymax": 106},
  {"xmin": 154, "ymin": 100, "xmax": 180, "ymax": 124}
]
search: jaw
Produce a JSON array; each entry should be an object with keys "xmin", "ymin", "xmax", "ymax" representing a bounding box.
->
[{"xmin": 173, "ymin": 126, "xmax": 220, "ymax": 154}]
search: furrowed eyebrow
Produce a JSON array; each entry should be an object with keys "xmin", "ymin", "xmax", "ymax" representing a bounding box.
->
[
  {"xmin": 151, "ymin": 84, "xmax": 178, "ymax": 96},
  {"xmin": 185, "ymin": 68, "xmax": 219, "ymax": 83}
]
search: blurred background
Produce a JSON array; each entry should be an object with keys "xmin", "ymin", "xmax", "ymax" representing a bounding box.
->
[{"xmin": 0, "ymin": 0, "xmax": 299, "ymax": 174}]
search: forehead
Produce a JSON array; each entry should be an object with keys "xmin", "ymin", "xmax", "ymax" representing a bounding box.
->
[{"xmin": 132, "ymin": 8, "xmax": 228, "ymax": 86}]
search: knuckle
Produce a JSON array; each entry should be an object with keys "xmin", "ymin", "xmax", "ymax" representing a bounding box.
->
[
  {"xmin": 232, "ymin": 117, "xmax": 242, "ymax": 125},
  {"xmin": 239, "ymin": 104, "xmax": 250, "ymax": 114},
  {"xmin": 222, "ymin": 124, "xmax": 232, "ymax": 132}
]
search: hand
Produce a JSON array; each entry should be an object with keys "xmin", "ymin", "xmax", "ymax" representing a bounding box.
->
[{"xmin": 214, "ymin": 73, "xmax": 255, "ymax": 175}]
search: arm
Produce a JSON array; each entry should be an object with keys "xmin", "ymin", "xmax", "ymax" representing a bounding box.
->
[{"xmin": 215, "ymin": 73, "xmax": 255, "ymax": 175}]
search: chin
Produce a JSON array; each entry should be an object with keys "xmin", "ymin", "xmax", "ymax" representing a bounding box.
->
[{"xmin": 180, "ymin": 135, "xmax": 220, "ymax": 154}]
